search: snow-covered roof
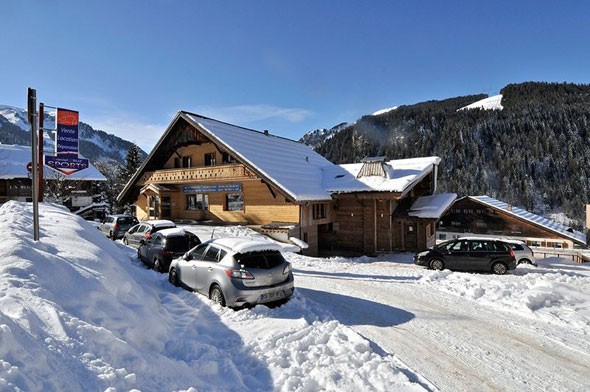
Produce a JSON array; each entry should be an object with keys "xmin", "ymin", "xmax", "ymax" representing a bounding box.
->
[
  {"xmin": 144, "ymin": 219, "xmax": 176, "ymax": 228},
  {"xmin": 212, "ymin": 236, "xmax": 284, "ymax": 254},
  {"xmin": 469, "ymin": 196, "xmax": 586, "ymax": 245},
  {"xmin": 0, "ymin": 144, "xmax": 106, "ymax": 181},
  {"xmin": 184, "ymin": 113, "xmax": 441, "ymax": 200},
  {"xmin": 326, "ymin": 157, "xmax": 441, "ymax": 195},
  {"xmin": 409, "ymin": 193, "xmax": 457, "ymax": 219}
]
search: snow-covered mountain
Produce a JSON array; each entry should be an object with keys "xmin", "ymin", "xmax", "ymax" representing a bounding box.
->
[
  {"xmin": 0, "ymin": 105, "xmax": 146, "ymax": 164},
  {"xmin": 458, "ymin": 94, "xmax": 503, "ymax": 111},
  {"xmin": 299, "ymin": 122, "xmax": 349, "ymax": 149}
]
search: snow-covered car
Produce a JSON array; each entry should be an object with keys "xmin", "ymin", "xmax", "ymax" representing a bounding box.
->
[
  {"xmin": 168, "ymin": 237, "xmax": 295, "ymax": 308},
  {"xmin": 414, "ymin": 238, "xmax": 517, "ymax": 274},
  {"xmin": 137, "ymin": 228, "xmax": 201, "ymax": 272},
  {"xmin": 123, "ymin": 220, "xmax": 176, "ymax": 248}
]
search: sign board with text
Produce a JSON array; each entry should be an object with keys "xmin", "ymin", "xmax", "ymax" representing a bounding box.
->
[{"xmin": 46, "ymin": 108, "xmax": 87, "ymax": 175}]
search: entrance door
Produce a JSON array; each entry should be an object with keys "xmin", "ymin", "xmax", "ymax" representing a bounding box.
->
[
  {"xmin": 148, "ymin": 195, "xmax": 160, "ymax": 219},
  {"xmin": 376, "ymin": 200, "xmax": 391, "ymax": 251},
  {"xmin": 404, "ymin": 221, "xmax": 418, "ymax": 250},
  {"xmin": 161, "ymin": 196, "xmax": 171, "ymax": 218}
]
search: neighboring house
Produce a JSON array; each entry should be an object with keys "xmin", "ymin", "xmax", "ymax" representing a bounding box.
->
[
  {"xmin": 0, "ymin": 144, "xmax": 106, "ymax": 210},
  {"xmin": 438, "ymin": 195, "xmax": 587, "ymax": 249},
  {"xmin": 117, "ymin": 111, "xmax": 456, "ymax": 256}
]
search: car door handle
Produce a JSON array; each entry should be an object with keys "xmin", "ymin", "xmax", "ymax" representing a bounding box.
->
[{"xmin": 208, "ymin": 267, "xmax": 214, "ymax": 272}]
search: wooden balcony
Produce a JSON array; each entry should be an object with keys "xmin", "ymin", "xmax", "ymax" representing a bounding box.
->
[{"xmin": 140, "ymin": 164, "xmax": 258, "ymax": 185}]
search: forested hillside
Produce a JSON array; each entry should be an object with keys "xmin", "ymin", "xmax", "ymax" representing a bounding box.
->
[{"xmin": 311, "ymin": 82, "xmax": 590, "ymax": 225}]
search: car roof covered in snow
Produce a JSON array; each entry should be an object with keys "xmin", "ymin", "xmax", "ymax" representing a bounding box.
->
[{"xmin": 210, "ymin": 237, "xmax": 284, "ymax": 254}]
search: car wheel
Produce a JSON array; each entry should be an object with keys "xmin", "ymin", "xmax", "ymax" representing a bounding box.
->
[
  {"xmin": 169, "ymin": 268, "xmax": 179, "ymax": 287},
  {"xmin": 492, "ymin": 262, "xmax": 508, "ymax": 275},
  {"xmin": 109, "ymin": 230, "xmax": 114, "ymax": 240},
  {"xmin": 429, "ymin": 259, "xmax": 444, "ymax": 271},
  {"xmin": 210, "ymin": 285, "xmax": 226, "ymax": 307},
  {"xmin": 123, "ymin": 237, "xmax": 129, "ymax": 246},
  {"xmin": 153, "ymin": 257, "xmax": 162, "ymax": 273},
  {"xmin": 518, "ymin": 259, "xmax": 531, "ymax": 265},
  {"xmin": 137, "ymin": 248, "xmax": 141, "ymax": 260}
]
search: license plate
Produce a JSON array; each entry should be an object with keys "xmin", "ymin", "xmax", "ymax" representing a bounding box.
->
[{"xmin": 261, "ymin": 290, "xmax": 284, "ymax": 301}]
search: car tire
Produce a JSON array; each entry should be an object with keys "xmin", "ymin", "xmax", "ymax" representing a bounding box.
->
[
  {"xmin": 492, "ymin": 262, "xmax": 508, "ymax": 275},
  {"xmin": 169, "ymin": 268, "xmax": 179, "ymax": 287},
  {"xmin": 430, "ymin": 259, "xmax": 444, "ymax": 271},
  {"xmin": 137, "ymin": 248, "xmax": 142, "ymax": 260},
  {"xmin": 109, "ymin": 231, "xmax": 114, "ymax": 240},
  {"xmin": 518, "ymin": 258, "xmax": 531, "ymax": 265},
  {"xmin": 153, "ymin": 257, "xmax": 162, "ymax": 273},
  {"xmin": 123, "ymin": 237, "xmax": 129, "ymax": 246},
  {"xmin": 210, "ymin": 285, "xmax": 226, "ymax": 307}
]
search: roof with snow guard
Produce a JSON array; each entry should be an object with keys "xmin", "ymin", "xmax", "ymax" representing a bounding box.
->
[
  {"xmin": 469, "ymin": 195, "xmax": 586, "ymax": 245},
  {"xmin": 118, "ymin": 111, "xmax": 441, "ymax": 202},
  {"xmin": 0, "ymin": 144, "xmax": 106, "ymax": 181}
]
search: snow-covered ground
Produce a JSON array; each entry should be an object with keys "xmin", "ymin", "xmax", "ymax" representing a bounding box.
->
[{"xmin": 1, "ymin": 201, "xmax": 589, "ymax": 391}]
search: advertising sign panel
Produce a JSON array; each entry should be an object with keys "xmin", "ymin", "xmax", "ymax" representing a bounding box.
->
[
  {"xmin": 56, "ymin": 108, "xmax": 79, "ymax": 157},
  {"xmin": 44, "ymin": 107, "xmax": 88, "ymax": 175},
  {"xmin": 183, "ymin": 184, "xmax": 242, "ymax": 193}
]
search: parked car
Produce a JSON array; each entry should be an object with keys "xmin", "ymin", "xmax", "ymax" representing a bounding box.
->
[
  {"xmin": 138, "ymin": 228, "xmax": 201, "ymax": 272},
  {"xmin": 98, "ymin": 214, "xmax": 138, "ymax": 240},
  {"xmin": 123, "ymin": 220, "xmax": 176, "ymax": 248},
  {"xmin": 414, "ymin": 237, "xmax": 516, "ymax": 274},
  {"xmin": 503, "ymin": 239, "xmax": 537, "ymax": 266},
  {"xmin": 168, "ymin": 237, "xmax": 295, "ymax": 309}
]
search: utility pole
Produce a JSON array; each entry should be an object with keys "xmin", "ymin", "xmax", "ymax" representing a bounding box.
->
[{"xmin": 28, "ymin": 88, "xmax": 40, "ymax": 241}]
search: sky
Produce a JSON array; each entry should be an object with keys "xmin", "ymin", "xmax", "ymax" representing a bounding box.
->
[{"xmin": 2, "ymin": 1, "xmax": 590, "ymax": 152}]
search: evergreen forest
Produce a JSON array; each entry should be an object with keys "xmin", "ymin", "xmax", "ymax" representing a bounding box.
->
[{"xmin": 312, "ymin": 82, "xmax": 590, "ymax": 226}]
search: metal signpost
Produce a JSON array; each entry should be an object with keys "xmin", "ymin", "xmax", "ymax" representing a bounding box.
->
[{"xmin": 27, "ymin": 88, "xmax": 39, "ymax": 241}]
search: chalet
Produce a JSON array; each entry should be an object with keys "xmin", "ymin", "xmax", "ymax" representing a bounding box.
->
[
  {"xmin": 117, "ymin": 111, "xmax": 456, "ymax": 256},
  {"xmin": 438, "ymin": 196, "xmax": 587, "ymax": 249},
  {"xmin": 0, "ymin": 144, "xmax": 106, "ymax": 212}
]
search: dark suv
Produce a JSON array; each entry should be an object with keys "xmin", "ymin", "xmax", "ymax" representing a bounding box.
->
[
  {"xmin": 98, "ymin": 214, "xmax": 138, "ymax": 240},
  {"xmin": 414, "ymin": 238, "xmax": 516, "ymax": 275},
  {"xmin": 138, "ymin": 228, "xmax": 201, "ymax": 272}
]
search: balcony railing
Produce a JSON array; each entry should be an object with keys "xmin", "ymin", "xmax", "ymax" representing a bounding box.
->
[{"xmin": 140, "ymin": 164, "xmax": 257, "ymax": 185}]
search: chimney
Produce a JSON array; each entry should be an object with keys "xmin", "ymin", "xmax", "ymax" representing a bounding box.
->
[{"xmin": 263, "ymin": 130, "xmax": 269, "ymax": 136}]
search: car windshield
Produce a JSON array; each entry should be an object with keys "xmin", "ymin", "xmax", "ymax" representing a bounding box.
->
[{"xmin": 237, "ymin": 251, "xmax": 285, "ymax": 269}]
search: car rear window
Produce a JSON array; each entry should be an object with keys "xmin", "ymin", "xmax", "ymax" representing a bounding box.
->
[
  {"xmin": 237, "ymin": 251, "xmax": 285, "ymax": 269},
  {"xmin": 117, "ymin": 217, "xmax": 134, "ymax": 225},
  {"xmin": 165, "ymin": 236, "xmax": 193, "ymax": 252}
]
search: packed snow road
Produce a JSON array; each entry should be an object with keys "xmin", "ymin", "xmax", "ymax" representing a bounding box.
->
[{"xmin": 291, "ymin": 255, "xmax": 590, "ymax": 392}]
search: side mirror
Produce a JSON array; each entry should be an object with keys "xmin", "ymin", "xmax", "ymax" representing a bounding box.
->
[{"xmin": 183, "ymin": 253, "xmax": 193, "ymax": 261}]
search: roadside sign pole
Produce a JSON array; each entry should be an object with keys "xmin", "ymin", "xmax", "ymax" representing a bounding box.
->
[{"xmin": 28, "ymin": 88, "xmax": 39, "ymax": 241}]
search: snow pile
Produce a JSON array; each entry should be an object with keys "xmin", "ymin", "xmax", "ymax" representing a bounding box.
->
[
  {"xmin": 419, "ymin": 259, "xmax": 590, "ymax": 330},
  {"xmin": 0, "ymin": 201, "xmax": 423, "ymax": 391}
]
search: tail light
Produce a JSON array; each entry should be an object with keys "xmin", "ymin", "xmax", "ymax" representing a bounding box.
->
[
  {"xmin": 113, "ymin": 223, "xmax": 119, "ymax": 232},
  {"xmin": 510, "ymin": 248, "xmax": 515, "ymax": 259},
  {"xmin": 145, "ymin": 232, "xmax": 152, "ymax": 239},
  {"xmin": 225, "ymin": 269, "xmax": 255, "ymax": 280}
]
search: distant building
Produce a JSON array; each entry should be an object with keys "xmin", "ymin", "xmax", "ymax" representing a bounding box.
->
[
  {"xmin": 438, "ymin": 196, "xmax": 587, "ymax": 249},
  {"xmin": 0, "ymin": 144, "xmax": 106, "ymax": 211},
  {"xmin": 118, "ymin": 111, "xmax": 456, "ymax": 256}
]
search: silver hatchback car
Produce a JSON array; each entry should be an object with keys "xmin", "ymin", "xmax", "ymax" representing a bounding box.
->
[{"xmin": 168, "ymin": 237, "xmax": 295, "ymax": 308}]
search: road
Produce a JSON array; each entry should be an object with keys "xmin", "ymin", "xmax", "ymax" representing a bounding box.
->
[{"xmin": 294, "ymin": 260, "xmax": 590, "ymax": 392}]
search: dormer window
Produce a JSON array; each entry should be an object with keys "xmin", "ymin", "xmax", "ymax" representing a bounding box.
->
[{"xmin": 204, "ymin": 153, "xmax": 216, "ymax": 166}]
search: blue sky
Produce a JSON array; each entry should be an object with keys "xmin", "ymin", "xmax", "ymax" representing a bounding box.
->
[{"xmin": 2, "ymin": 1, "xmax": 589, "ymax": 152}]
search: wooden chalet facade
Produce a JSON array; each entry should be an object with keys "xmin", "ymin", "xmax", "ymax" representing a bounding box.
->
[
  {"xmin": 438, "ymin": 196, "xmax": 587, "ymax": 249},
  {"xmin": 118, "ymin": 112, "xmax": 455, "ymax": 256}
]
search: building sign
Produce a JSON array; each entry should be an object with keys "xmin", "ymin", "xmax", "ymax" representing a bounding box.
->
[
  {"xmin": 44, "ymin": 108, "xmax": 88, "ymax": 175},
  {"xmin": 183, "ymin": 184, "xmax": 242, "ymax": 193}
]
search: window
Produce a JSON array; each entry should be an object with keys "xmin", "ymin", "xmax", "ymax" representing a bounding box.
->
[
  {"xmin": 476, "ymin": 221, "xmax": 487, "ymax": 228},
  {"xmin": 222, "ymin": 152, "xmax": 236, "ymax": 164},
  {"xmin": 174, "ymin": 157, "xmax": 181, "ymax": 168},
  {"xmin": 226, "ymin": 193, "xmax": 244, "ymax": 211},
  {"xmin": 186, "ymin": 194, "xmax": 209, "ymax": 211},
  {"xmin": 439, "ymin": 234, "xmax": 447, "ymax": 240},
  {"xmin": 312, "ymin": 203, "xmax": 326, "ymax": 220},
  {"xmin": 203, "ymin": 246, "xmax": 221, "ymax": 262},
  {"xmin": 205, "ymin": 153, "xmax": 216, "ymax": 166},
  {"xmin": 182, "ymin": 156, "xmax": 191, "ymax": 168}
]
